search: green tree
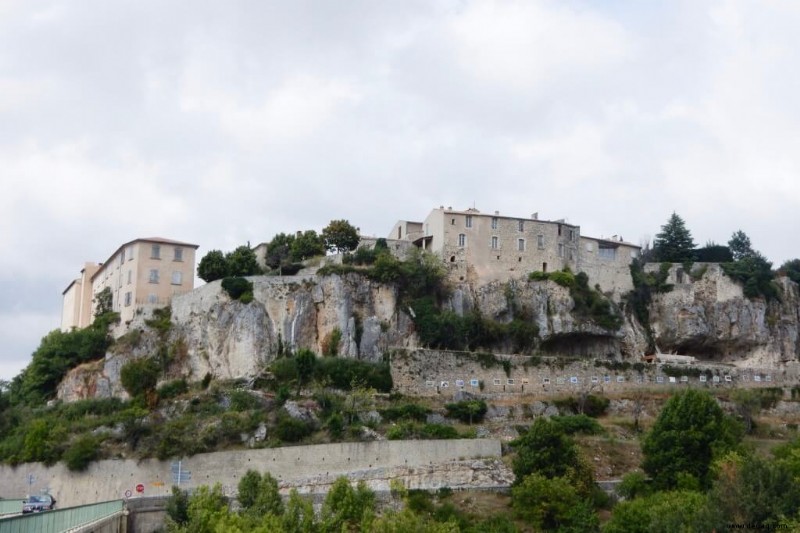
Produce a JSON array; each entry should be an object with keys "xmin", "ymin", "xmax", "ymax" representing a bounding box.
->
[
  {"xmin": 642, "ymin": 389, "xmax": 743, "ymax": 490},
  {"xmin": 165, "ymin": 486, "xmax": 190, "ymax": 527},
  {"xmin": 93, "ymin": 287, "xmax": 113, "ymax": 317},
  {"xmin": 604, "ymin": 490, "xmax": 710, "ymax": 533},
  {"xmin": 511, "ymin": 417, "xmax": 578, "ymax": 482},
  {"xmin": 237, "ymin": 470, "xmax": 284, "ymax": 518},
  {"xmin": 295, "ymin": 349, "xmax": 317, "ymax": 393},
  {"xmin": 290, "ymin": 230, "xmax": 325, "ymax": 262},
  {"xmin": 511, "ymin": 474, "xmax": 598, "ymax": 532},
  {"xmin": 721, "ymin": 251, "xmax": 778, "ymax": 300},
  {"xmin": 728, "ymin": 230, "xmax": 755, "ymax": 261},
  {"xmin": 779, "ymin": 258, "xmax": 800, "ymax": 284},
  {"xmin": 320, "ymin": 477, "xmax": 375, "ymax": 532},
  {"xmin": 197, "ymin": 250, "xmax": 228, "ymax": 282},
  {"xmin": 322, "ymin": 219, "xmax": 360, "ymax": 253},
  {"xmin": 653, "ymin": 212, "xmax": 695, "ymax": 262},
  {"xmin": 265, "ymin": 233, "xmax": 296, "ymax": 270},
  {"xmin": 226, "ymin": 245, "xmax": 261, "ymax": 277},
  {"xmin": 282, "ymin": 489, "xmax": 316, "ymax": 533}
]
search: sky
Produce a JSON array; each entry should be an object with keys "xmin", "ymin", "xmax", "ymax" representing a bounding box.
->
[{"xmin": 2, "ymin": 0, "xmax": 800, "ymax": 381}]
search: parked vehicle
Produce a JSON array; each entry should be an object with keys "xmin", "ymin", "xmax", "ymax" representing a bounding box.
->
[{"xmin": 22, "ymin": 494, "xmax": 56, "ymax": 513}]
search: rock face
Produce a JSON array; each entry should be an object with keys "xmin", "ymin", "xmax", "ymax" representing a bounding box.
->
[
  {"xmin": 57, "ymin": 265, "xmax": 800, "ymax": 401},
  {"xmin": 647, "ymin": 264, "xmax": 800, "ymax": 365}
]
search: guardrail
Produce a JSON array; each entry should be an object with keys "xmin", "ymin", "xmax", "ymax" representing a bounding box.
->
[
  {"xmin": 0, "ymin": 501, "xmax": 24, "ymax": 516},
  {"xmin": 0, "ymin": 499, "xmax": 123, "ymax": 533}
]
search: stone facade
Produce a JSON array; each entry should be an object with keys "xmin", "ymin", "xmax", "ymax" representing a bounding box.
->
[
  {"xmin": 390, "ymin": 348, "xmax": 798, "ymax": 399},
  {"xmin": 390, "ymin": 206, "xmax": 639, "ymax": 294}
]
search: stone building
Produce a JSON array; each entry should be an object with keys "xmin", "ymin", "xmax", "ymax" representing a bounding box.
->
[
  {"xmin": 61, "ymin": 237, "xmax": 199, "ymax": 330},
  {"xmin": 388, "ymin": 206, "xmax": 639, "ymax": 293}
]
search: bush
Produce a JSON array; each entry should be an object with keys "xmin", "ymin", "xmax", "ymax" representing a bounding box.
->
[
  {"xmin": 221, "ymin": 277, "xmax": 254, "ymax": 301},
  {"xmin": 228, "ymin": 390, "xmax": 262, "ymax": 412},
  {"xmin": 275, "ymin": 411, "xmax": 314, "ymax": 442},
  {"xmin": 157, "ymin": 379, "xmax": 188, "ymax": 400},
  {"xmin": 551, "ymin": 414, "xmax": 603, "ymax": 435},
  {"xmin": 380, "ymin": 403, "xmax": 431, "ymax": 422},
  {"xmin": 63, "ymin": 434, "xmax": 101, "ymax": 471},
  {"xmin": 120, "ymin": 357, "xmax": 160, "ymax": 398},
  {"xmin": 553, "ymin": 395, "xmax": 609, "ymax": 417},
  {"xmin": 445, "ymin": 400, "xmax": 488, "ymax": 424}
]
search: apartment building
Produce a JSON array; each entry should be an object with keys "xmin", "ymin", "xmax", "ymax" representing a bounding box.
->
[{"xmin": 61, "ymin": 237, "xmax": 199, "ymax": 330}]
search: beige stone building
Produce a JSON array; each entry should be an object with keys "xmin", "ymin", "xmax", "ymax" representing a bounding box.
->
[
  {"xmin": 388, "ymin": 207, "xmax": 639, "ymax": 293},
  {"xmin": 61, "ymin": 238, "xmax": 199, "ymax": 330}
]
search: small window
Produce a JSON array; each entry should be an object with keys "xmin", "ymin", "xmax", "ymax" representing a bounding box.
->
[
  {"xmin": 765, "ymin": 375, "xmax": 772, "ymax": 382},
  {"xmin": 465, "ymin": 215, "xmax": 472, "ymax": 228},
  {"xmin": 586, "ymin": 242, "xmax": 593, "ymax": 252},
  {"xmin": 558, "ymin": 225, "xmax": 562, "ymax": 236},
  {"xmin": 604, "ymin": 376, "xmax": 611, "ymax": 383},
  {"xmin": 522, "ymin": 378, "xmax": 529, "ymax": 385},
  {"xmin": 591, "ymin": 376, "xmax": 599, "ymax": 383},
  {"xmin": 451, "ymin": 218, "xmax": 455, "ymax": 225},
  {"xmin": 171, "ymin": 271, "xmax": 183, "ymax": 285},
  {"xmin": 493, "ymin": 378, "xmax": 501, "ymax": 386},
  {"xmin": 440, "ymin": 381, "xmax": 449, "ymax": 388},
  {"xmin": 724, "ymin": 375, "xmax": 732, "ymax": 382},
  {"xmin": 456, "ymin": 379, "xmax": 465, "ymax": 387},
  {"xmin": 120, "ymin": 250, "xmax": 125, "ymax": 264},
  {"xmin": 491, "ymin": 217, "xmax": 498, "ymax": 229},
  {"xmin": 543, "ymin": 377, "xmax": 550, "ymax": 384},
  {"xmin": 426, "ymin": 380, "xmax": 435, "ymax": 388},
  {"xmin": 127, "ymin": 270, "xmax": 132, "ymax": 285},
  {"xmin": 148, "ymin": 293, "xmax": 158, "ymax": 304},
  {"xmin": 491, "ymin": 236, "xmax": 498, "ymax": 249},
  {"xmin": 458, "ymin": 234, "xmax": 466, "ymax": 247},
  {"xmin": 754, "ymin": 375, "xmax": 762, "ymax": 382},
  {"xmin": 174, "ymin": 247, "xmax": 183, "ymax": 261},
  {"xmin": 149, "ymin": 269, "xmax": 159, "ymax": 284},
  {"xmin": 630, "ymin": 250, "xmax": 637, "ymax": 259},
  {"xmin": 599, "ymin": 246, "xmax": 616, "ymax": 260},
  {"xmin": 569, "ymin": 229, "xmax": 575, "ymax": 241},
  {"xmin": 713, "ymin": 375, "xmax": 721, "ymax": 383},
  {"xmin": 681, "ymin": 376, "xmax": 689, "ymax": 382},
  {"xmin": 128, "ymin": 246, "xmax": 134, "ymax": 260},
  {"xmin": 518, "ymin": 238, "xmax": 525, "ymax": 252},
  {"xmin": 124, "ymin": 292, "xmax": 132, "ymax": 307},
  {"xmin": 558, "ymin": 243, "xmax": 564, "ymax": 257},
  {"xmin": 569, "ymin": 248, "xmax": 575, "ymax": 261},
  {"xmin": 669, "ymin": 376, "xmax": 677, "ymax": 383},
  {"xmin": 470, "ymin": 379, "xmax": 479, "ymax": 387},
  {"xmin": 617, "ymin": 376, "xmax": 625, "ymax": 382},
  {"xmin": 569, "ymin": 376, "xmax": 578, "ymax": 384},
  {"xmin": 507, "ymin": 379, "xmax": 514, "ymax": 385},
  {"xmin": 151, "ymin": 244, "xmax": 161, "ymax": 259},
  {"xmin": 700, "ymin": 375, "xmax": 707, "ymax": 383},
  {"xmin": 518, "ymin": 220, "xmax": 524, "ymax": 232},
  {"xmin": 537, "ymin": 235, "xmax": 544, "ymax": 249},
  {"xmin": 656, "ymin": 376, "xmax": 664, "ymax": 383},
  {"xmin": 556, "ymin": 377, "xmax": 565, "ymax": 384}
]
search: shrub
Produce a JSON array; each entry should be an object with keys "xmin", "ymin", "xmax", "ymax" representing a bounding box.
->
[
  {"xmin": 380, "ymin": 403, "xmax": 431, "ymax": 422},
  {"xmin": 445, "ymin": 399, "xmax": 488, "ymax": 424},
  {"xmin": 228, "ymin": 390, "xmax": 262, "ymax": 412},
  {"xmin": 63, "ymin": 434, "xmax": 101, "ymax": 471},
  {"xmin": 420, "ymin": 423, "xmax": 459, "ymax": 439},
  {"xmin": 221, "ymin": 277, "xmax": 254, "ymax": 301},
  {"xmin": 275, "ymin": 412, "xmax": 314, "ymax": 442},
  {"xmin": 157, "ymin": 379, "xmax": 188, "ymax": 400},
  {"xmin": 120, "ymin": 357, "xmax": 160, "ymax": 398},
  {"xmin": 553, "ymin": 395, "xmax": 609, "ymax": 417},
  {"xmin": 551, "ymin": 414, "xmax": 603, "ymax": 435}
]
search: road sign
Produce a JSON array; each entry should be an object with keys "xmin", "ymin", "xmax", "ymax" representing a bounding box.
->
[
  {"xmin": 136, "ymin": 484, "xmax": 144, "ymax": 493},
  {"xmin": 170, "ymin": 461, "xmax": 192, "ymax": 485}
]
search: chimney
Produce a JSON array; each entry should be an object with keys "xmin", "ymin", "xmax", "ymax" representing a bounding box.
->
[
  {"xmin": 494, "ymin": 210, "xmax": 499, "ymax": 215},
  {"xmin": 532, "ymin": 212, "xmax": 538, "ymax": 220}
]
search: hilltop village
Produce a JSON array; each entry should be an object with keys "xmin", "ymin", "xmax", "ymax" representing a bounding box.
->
[{"xmin": 3, "ymin": 206, "xmax": 800, "ymax": 530}]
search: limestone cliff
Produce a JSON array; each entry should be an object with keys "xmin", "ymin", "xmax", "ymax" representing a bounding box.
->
[
  {"xmin": 646, "ymin": 264, "xmax": 800, "ymax": 365},
  {"xmin": 57, "ymin": 264, "xmax": 800, "ymax": 402}
]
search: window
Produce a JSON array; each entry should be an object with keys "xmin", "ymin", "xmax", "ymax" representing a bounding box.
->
[
  {"xmin": 518, "ymin": 220, "xmax": 524, "ymax": 231},
  {"xmin": 599, "ymin": 246, "xmax": 617, "ymax": 260},
  {"xmin": 124, "ymin": 292, "xmax": 132, "ymax": 307},
  {"xmin": 171, "ymin": 271, "xmax": 182, "ymax": 285},
  {"xmin": 465, "ymin": 215, "xmax": 472, "ymax": 228},
  {"xmin": 630, "ymin": 250, "xmax": 638, "ymax": 259},
  {"xmin": 569, "ymin": 248, "xmax": 575, "ymax": 261},
  {"xmin": 491, "ymin": 217, "xmax": 498, "ymax": 229},
  {"xmin": 569, "ymin": 229, "xmax": 575, "ymax": 241},
  {"xmin": 451, "ymin": 218, "xmax": 455, "ymax": 225},
  {"xmin": 174, "ymin": 247, "xmax": 183, "ymax": 261},
  {"xmin": 148, "ymin": 294, "xmax": 158, "ymax": 304},
  {"xmin": 127, "ymin": 246, "xmax": 133, "ymax": 261},
  {"xmin": 149, "ymin": 269, "xmax": 159, "ymax": 283},
  {"xmin": 558, "ymin": 225, "xmax": 562, "ymax": 236},
  {"xmin": 151, "ymin": 244, "xmax": 161, "ymax": 259},
  {"xmin": 458, "ymin": 234, "xmax": 466, "ymax": 247},
  {"xmin": 120, "ymin": 250, "xmax": 125, "ymax": 264},
  {"xmin": 586, "ymin": 242, "xmax": 594, "ymax": 252},
  {"xmin": 491, "ymin": 236, "xmax": 498, "ymax": 249},
  {"xmin": 518, "ymin": 238, "xmax": 525, "ymax": 251},
  {"xmin": 127, "ymin": 270, "xmax": 132, "ymax": 284},
  {"xmin": 537, "ymin": 235, "xmax": 544, "ymax": 249},
  {"xmin": 558, "ymin": 243, "xmax": 564, "ymax": 257},
  {"xmin": 507, "ymin": 379, "xmax": 515, "ymax": 385}
]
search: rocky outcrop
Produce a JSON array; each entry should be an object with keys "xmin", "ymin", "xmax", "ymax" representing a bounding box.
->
[
  {"xmin": 57, "ymin": 265, "xmax": 800, "ymax": 402},
  {"xmin": 647, "ymin": 264, "xmax": 800, "ymax": 365}
]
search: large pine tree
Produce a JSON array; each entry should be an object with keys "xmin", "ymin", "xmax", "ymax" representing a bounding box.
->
[{"xmin": 653, "ymin": 212, "xmax": 696, "ymax": 262}]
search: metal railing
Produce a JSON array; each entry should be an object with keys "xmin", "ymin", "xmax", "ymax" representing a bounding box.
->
[
  {"xmin": 0, "ymin": 499, "xmax": 123, "ymax": 533},
  {"xmin": 0, "ymin": 500, "xmax": 24, "ymax": 516}
]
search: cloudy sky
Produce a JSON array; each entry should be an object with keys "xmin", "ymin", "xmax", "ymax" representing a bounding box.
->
[{"xmin": 2, "ymin": 0, "xmax": 799, "ymax": 380}]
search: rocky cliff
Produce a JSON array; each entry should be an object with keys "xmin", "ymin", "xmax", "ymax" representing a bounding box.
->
[{"xmin": 57, "ymin": 265, "xmax": 800, "ymax": 401}]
